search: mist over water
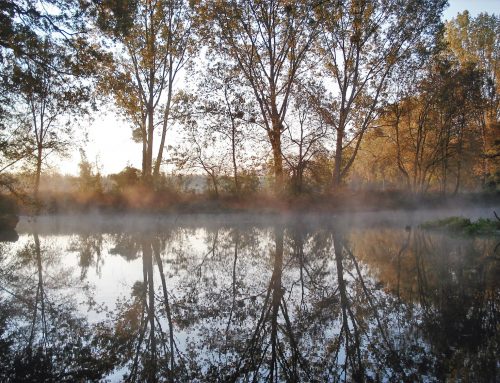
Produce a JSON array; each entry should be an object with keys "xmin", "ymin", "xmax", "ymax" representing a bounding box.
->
[
  {"xmin": 15, "ymin": 205, "xmax": 500, "ymax": 234},
  {"xmin": 1, "ymin": 207, "xmax": 499, "ymax": 382}
]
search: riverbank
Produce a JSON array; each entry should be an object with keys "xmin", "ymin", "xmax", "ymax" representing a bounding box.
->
[
  {"xmin": 14, "ymin": 189, "xmax": 500, "ymax": 215},
  {"xmin": 420, "ymin": 215, "xmax": 500, "ymax": 236},
  {"xmin": 0, "ymin": 194, "xmax": 19, "ymax": 230}
]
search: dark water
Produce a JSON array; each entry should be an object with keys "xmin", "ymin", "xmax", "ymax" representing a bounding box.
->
[{"xmin": 0, "ymin": 209, "xmax": 499, "ymax": 382}]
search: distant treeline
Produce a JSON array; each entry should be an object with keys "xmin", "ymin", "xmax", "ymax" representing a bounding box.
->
[{"xmin": 3, "ymin": 166, "xmax": 498, "ymax": 214}]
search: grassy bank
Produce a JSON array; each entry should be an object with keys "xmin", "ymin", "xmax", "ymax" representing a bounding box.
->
[{"xmin": 420, "ymin": 215, "xmax": 500, "ymax": 236}]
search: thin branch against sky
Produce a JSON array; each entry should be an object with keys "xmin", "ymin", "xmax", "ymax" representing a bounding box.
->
[{"xmin": 53, "ymin": 0, "xmax": 500, "ymax": 176}]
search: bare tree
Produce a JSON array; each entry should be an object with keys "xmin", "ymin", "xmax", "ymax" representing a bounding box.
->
[
  {"xmin": 283, "ymin": 94, "xmax": 327, "ymax": 193},
  {"xmin": 204, "ymin": 0, "xmax": 319, "ymax": 191}
]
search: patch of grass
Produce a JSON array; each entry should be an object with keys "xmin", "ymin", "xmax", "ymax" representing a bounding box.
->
[{"xmin": 420, "ymin": 216, "xmax": 500, "ymax": 235}]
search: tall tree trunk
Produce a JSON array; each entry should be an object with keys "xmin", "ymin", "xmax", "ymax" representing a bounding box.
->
[
  {"xmin": 34, "ymin": 145, "xmax": 43, "ymax": 213},
  {"xmin": 480, "ymin": 115, "xmax": 489, "ymax": 185},
  {"xmin": 394, "ymin": 111, "xmax": 410, "ymax": 191},
  {"xmin": 269, "ymin": 126, "xmax": 284, "ymax": 191},
  {"xmin": 210, "ymin": 172, "xmax": 219, "ymax": 198},
  {"xmin": 297, "ymin": 164, "xmax": 304, "ymax": 194},
  {"xmin": 232, "ymin": 124, "xmax": 239, "ymax": 194},
  {"xmin": 333, "ymin": 127, "xmax": 344, "ymax": 188},
  {"xmin": 453, "ymin": 119, "xmax": 465, "ymax": 195},
  {"xmin": 154, "ymin": 75, "xmax": 173, "ymax": 180},
  {"xmin": 441, "ymin": 139, "xmax": 448, "ymax": 196},
  {"xmin": 296, "ymin": 135, "xmax": 304, "ymax": 194},
  {"xmin": 142, "ymin": 118, "xmax": 148, "ymax": 179},
  {"xmin": 145, "ymin": 7, "xmax": 155, "ymax": 185},
  {"xmin": 224, "ymin": 84, "xmax": 240, "ymax": 194},
  {"xmin": 144, "ymin": 106, "xmax": 154, "ymax": 184}
]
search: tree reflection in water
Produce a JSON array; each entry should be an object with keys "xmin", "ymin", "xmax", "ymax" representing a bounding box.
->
[
  {"xmin": 68, "ymin": 232, "xmax": 104, "ymax": 280},
  {"xmin": 227, "ymin": 226, "xmax": 312, "ymax": 382},
  {"xmin": 0, "ymin": 218, "xmax": 498, "ymax": 382},
  {"xmin": 0, "ymin": 220, "xmax": 112, "ymax": 381},
  {"xmin": 349, "ymin": 227, "xmax": 499, "ymax": 382},
  {"xmin": 93, "ymin": 231, "xmax": 189, "ymax": 383}
]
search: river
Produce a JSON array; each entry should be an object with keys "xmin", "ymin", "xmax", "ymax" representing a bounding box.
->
[{"xmin": 0, "ymin": 207, "xmax": 498, "ymax": 382}]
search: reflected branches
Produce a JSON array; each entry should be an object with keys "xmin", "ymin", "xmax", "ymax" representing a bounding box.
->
[
  {"xmin": 0, "ymin": 223, "xmax": 112, "ymax": 381},
  {"xmin": 97, "ymin": 232, "xmax": 190, "ymax": 383},
  {"xmin": 1, "ymin": 219, "xmax": 498, "ymax": 382}
]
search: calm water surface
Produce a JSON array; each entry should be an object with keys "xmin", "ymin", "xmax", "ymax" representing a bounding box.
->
[{"xmin": 0, "ymin": 209, "xmax": 498, "ymax": 382}]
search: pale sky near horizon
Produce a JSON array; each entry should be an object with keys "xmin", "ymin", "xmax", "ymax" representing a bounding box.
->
[{"xmin": 54, "ymin": 0, "xmax": 500, "ymax": 176}]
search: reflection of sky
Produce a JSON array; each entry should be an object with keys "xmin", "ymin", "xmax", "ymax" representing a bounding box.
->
[
  {"xmin": 2, "ymin": 212, "xmax": 498, "ymax": 382},
  {"xmin": 54, "ymin": 0, "xmax": 500, "ymax": 177}
]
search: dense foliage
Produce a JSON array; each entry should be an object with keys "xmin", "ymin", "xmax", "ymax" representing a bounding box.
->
[{"xmin": 0, "ymin": 1, "xmax": 498, "ymax": 208}]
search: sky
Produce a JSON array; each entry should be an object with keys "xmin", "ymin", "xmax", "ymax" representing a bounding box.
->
[
  {"xmin": 443, "ymin": 0, "xmax": 500, "ymax": 20},
  {"xmin": 54, "ymin": 0, "xmax": 500, "ymax": 176}
]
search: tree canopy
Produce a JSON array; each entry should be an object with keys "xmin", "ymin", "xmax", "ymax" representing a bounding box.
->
[{"xmin": 1, "ymin": 2, "xmax": 499, "ymax": 204}]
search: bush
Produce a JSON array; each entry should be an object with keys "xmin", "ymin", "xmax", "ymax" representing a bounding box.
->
[
  {"xmin": 0, "ymin": 193, "xmax": 18, "ymax": 215},
  {"xmin": 484, "ymin": 171, "xmax": 500, "ymax": 192},
  {"xmin": 220, "ymin": 170, "xmax": 260, "ymax": 197}
]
